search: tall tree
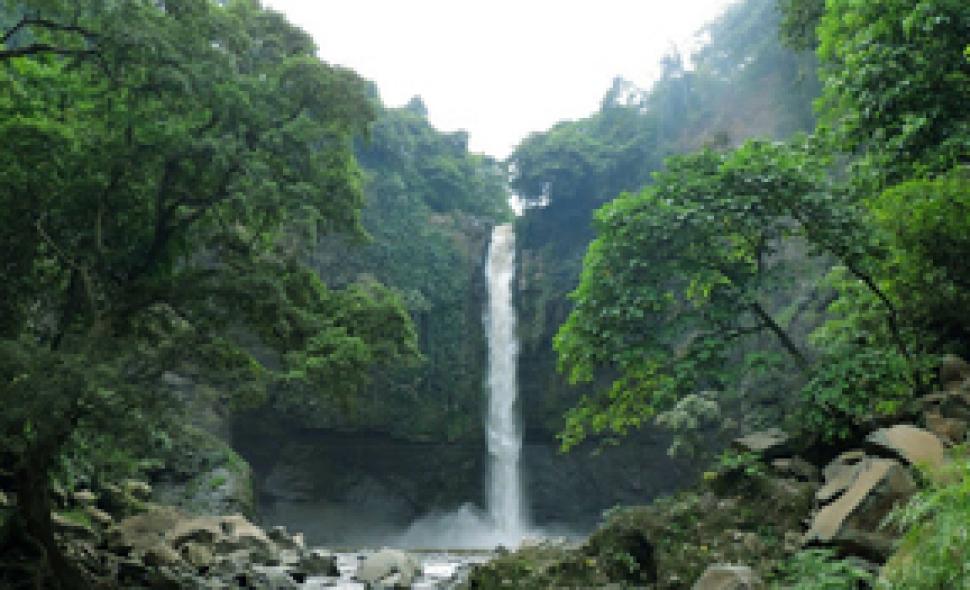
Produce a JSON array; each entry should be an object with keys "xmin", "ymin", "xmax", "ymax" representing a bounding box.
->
[
  {"xmin": 0, "ymin": 1, "xmax": 418, "ymax": 586},
  {"xmin": 554, "ymin": 141, "xmax": 823, "ymax": 450}
]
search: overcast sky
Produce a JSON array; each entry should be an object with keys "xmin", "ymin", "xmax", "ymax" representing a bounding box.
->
[{"xmin": 263, "ymin": 0, "xmax": 736, "ymax": 159}]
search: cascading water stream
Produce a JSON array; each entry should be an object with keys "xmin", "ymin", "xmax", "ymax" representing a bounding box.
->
[
  {"xmin": 392, "ymin": 222, "xmax": 530, "ymax": 549},
  {"xmin": 484, "ymin": 223, "xmax": 525, "ymax": 540}
]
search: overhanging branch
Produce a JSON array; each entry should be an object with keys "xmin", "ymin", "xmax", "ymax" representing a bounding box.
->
[{"xmin": 0, "ymin": 44, "xmax": 95, "ymax": 61}]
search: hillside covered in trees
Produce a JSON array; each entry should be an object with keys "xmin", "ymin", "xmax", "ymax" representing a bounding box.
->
[
  {"xmin": 477, "ymin": 0, "xmax": 970, "ymax": 587},
  {"xmin": 1, "ymin": 0, "xmax": 969, "ymax": 588}
]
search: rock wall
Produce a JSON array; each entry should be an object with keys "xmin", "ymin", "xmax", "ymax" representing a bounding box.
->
[{"xmin": 232, "ymin": 414, "xmax": 694, "ymax": 545}]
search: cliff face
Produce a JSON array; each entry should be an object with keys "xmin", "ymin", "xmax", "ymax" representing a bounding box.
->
[
  {"xmin": 231, "ymin": 417, "xmax": 693, "ymax": 546},
  {"xmin": 229, "ymin": 0, "xmax": 825, "ymax": 537}
]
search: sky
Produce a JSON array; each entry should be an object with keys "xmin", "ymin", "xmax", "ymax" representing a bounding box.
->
[{"xmin": 263, "ymin": 0, "xmax": 736, "ymax": 159}]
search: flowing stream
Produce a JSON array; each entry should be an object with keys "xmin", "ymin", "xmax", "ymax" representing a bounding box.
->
[{"xmin": 484, "ymin": 223, "xmax": 526, "ymax": 540}]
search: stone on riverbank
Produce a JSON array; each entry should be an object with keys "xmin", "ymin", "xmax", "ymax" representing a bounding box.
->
[
  {"xmin": 692, "ymin": 564, "xmax": 763, "ymax": 589},
  {"xmin": 804, "ymin": 457, "xmax": 915, "ymax": 559},
  {"xmin": 865, "ymin": 425, "xmax": 945, "ymax": 469},
  {"xmin": 357, "ymin": 548, "xmax": 421, "ymax": 588}
]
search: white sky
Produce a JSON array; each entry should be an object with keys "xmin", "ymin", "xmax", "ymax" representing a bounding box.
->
[{"xmin": 263, "ymin": 0, "xmax": 736, "ymax": 159}]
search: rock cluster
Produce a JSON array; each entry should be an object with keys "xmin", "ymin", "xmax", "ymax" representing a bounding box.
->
[{"xmin": 50, "ymin": 494, "xmax": 341, "ymax": 589}]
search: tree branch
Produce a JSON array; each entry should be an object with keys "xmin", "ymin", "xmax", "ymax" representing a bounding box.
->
[
  {"xmin": 0, "ymin": 44, "xmax": 95, "ymax": 61},
  {"xmin": 2, "ymin": 17, "xmax": 96, "ymax": 45},
  {"xmin": 749, "ymin": 300, "xmax": 810, "ymax": 371}
]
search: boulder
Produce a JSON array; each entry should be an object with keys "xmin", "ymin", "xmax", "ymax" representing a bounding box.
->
[
  {"xmin": 268, "ymin": 525, "xmax": 304, "ymax": 551},
  {"xmin": 938, "ymin": 354, "xmax": 970, "ymax": 386},
  {"xmin": 142, "ymin": 545, "xmax": 181, "ymax": 567},
  {"xmin": 216, "ymin": 514, "xmax": 273, "ymax": 551},
  {"xmin": 71, "ymin": 489, "xmax": 98, "ymax": 506},
  {"xmin": 169, "ymin": 517, "xmax": 221, "ymax": 547},
  {"xmin": 924, "ymin": 411, "xmax": 967, "ymax": 444},
  {"xmin": 123, "ymin": 479, "xmax": 153, "ymax": 500},
  {"xmin": 181, "ymin": 542, "xmax": 214, "ymax": 569},
  {"xmin": 691, "ymin": 564, "xmax": 763, "ymax": 589},
  {"xmin": 296, "ymin": 549, "xmax": 339, "ymax": 576},
  {"xmin": 817, "ymin": 452, "xmax": 866, "ymax": 503},
  {"xmin": 770, "ymin": 457, "xmax": 819, "ymax": 482},
  {"xmin": 117, "ymin": 505, "xmax": 186, "ymax": 554},
  {"xmin": 51, "ymin": 511, "xmax": 96, "ymax": 539},
  {"xmin": 248, "ymin": 568, "xmax": 298, "ymax": 590},
  {"xmin": 804, "ymin": 457, "xmax": 916, "ymax": 559},
  {"xmin": 920, "ymin": 390, "xmax": 970, "ymax": 421},
  {"xmin": 732, "ymin": 429, "xmax": 791, "ymax": 459},
  {"xmin": 822, "ymin": 450, "xmax": 865, "ymax": 482},
  {"xmin": 866, "ymin": 425, "xmax": 945, "ymax": 470},
  {"xmin": 357, "ymin": 549, "xmax": 421, "ymax": 588},
  {"xmin": 84, "ymin": 505, "xmax": 114, "ymax": 528}
]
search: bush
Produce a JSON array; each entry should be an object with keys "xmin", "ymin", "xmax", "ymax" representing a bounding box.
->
[
  {"xmin": 771, "ymin": 548, "xmax": 873, "ymax": 589},
  {"xmin": 880, "ymin": 452, "xmax": 970, "ymax": 589}
]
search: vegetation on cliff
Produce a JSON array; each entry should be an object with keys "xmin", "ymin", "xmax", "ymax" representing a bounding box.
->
[
  {"xmin": 298, "ymin": 96, "xmax": 510, "ymax": 441},
  {"xmin": 510, "ymin": 0, "xmax": 821, "ymax": 439},
  {"xmin": 554, "ymin": 0, "xmax": 969, "ymax": 452},
  {"xmin": 478, "ymin": 0, "xmax": 970, "ymax": 586}
]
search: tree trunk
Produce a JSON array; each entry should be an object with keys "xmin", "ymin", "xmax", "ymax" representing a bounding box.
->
[
  {"xmin": 749, "ymin": 301, "xmax": 810, "ymax": 371},
  {"xmin": 13, "ymin": 458, "xmax": 88, "ymax": 590}
]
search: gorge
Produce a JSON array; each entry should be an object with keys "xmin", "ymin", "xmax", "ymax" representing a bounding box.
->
[{"xmin": 3, "ymin": 0, "xmax": 969, "ymax": 587}]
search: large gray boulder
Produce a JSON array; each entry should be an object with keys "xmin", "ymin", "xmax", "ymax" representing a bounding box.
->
[
  {"xmin": 804, "ymin": 457, "xmax": 916, "ymax": 559},
  {"xmin": 115, "ymin": 506, "xmax": 284, "ymax": 573},
  {"xmin": 816, "ymin": 450, "xmax": 866, "ymax": 503},
  {"xmin": 865, "ymin": 425, "xmax": 945, "ymax": 470},
  {"xmin": 938, "ymin": 354, "xmax": 970, "ymax": 386},
  {"xmin": 923, "ymin": 410, "xmax": 967, "ymax": 444},
  {"xmin": 732, "ymin": 429, "xmax": 791, "ymax": 459},
  {"xmin": 357, "ymin": 548, "xmax": 421, "ymax": 588},
  {"xmin": 692, "ymin": 564, "xmax": 763, "ymax": 589}
]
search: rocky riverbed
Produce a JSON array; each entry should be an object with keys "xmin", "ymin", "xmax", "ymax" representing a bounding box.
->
[{"xmin": 29, "ymin": 490, "xmax": 493, "ymax": 589}]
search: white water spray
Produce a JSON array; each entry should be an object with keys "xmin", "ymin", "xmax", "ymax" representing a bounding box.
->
[{"xmin": 484, "ymin": 223, "xmax": 525, "ymax": 540}]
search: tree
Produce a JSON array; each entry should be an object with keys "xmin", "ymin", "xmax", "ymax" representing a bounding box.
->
[
  {"xmin": 776, "ymin": 0, "xmax": 824, "ymax": 50},
  {"xmin": 554, "ymin": 141, "xmax": 824, "ymax": 450},
  {"xmin": 0, "ymin": 1, "xmax": 418, "ymax": 586},
  {"xmin": 816, "ymin": 0, "xmax": 970, "ymax": 186}
]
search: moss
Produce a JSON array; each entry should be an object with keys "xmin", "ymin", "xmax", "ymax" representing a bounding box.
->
[
  {"xmin": 57, "ymin": 509, "xmax": 92, "ymax": 529},
  {"xmin": 207, "ymin": 475, "xmax": 227, "ymax": 490}
]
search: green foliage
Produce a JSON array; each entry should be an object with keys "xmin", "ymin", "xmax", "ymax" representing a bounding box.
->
[
  {"xmin": 771, "ymin": 548, "xmax": 873, "ymax": 589},
  {"xmin": 510, "ymin": 0, "xmax": 820, "ymax": 438},
  {"xmin": 555, "ymin": 140, "xmax": 823, "ymax": 449},
  {"xmin": 306, "ymin": 101, "xmax": 509, "ymax": 440},
  {"xmin": 0, "ymin": 2, "xmax": 420, "ymax": 576},
  {"xmin": 816, "ymin": 0, "xmax": 970, "ymax": 184},
  {"xmin": 797, "ymin": 345, "xmax": 915, "ymax": 441},
  {"xmin": 549, "ymin": 0, "xmax": 970, "ymax": 453},
  {"xmin": 873, "ymin": 170, "xmax": 970, "ymax": 349},
  {"xmin": 794, "ymin": 261, "xmax": 938, "ymax": 441},
  {"xmin": 777, "ymin": 0, "xmax": 825, "ymax": 50},
  {"xmin": 881, "ymin": 452, "xmax": 970, "ymax": 588},
  {"xmin": 715, "ymin": 451, "xmax": 768, "ymax": 480}
]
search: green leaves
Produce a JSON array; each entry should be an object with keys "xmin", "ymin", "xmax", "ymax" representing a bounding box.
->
[
  {"xmin": 816, "ymin": 0, "xmax": 970, "ymax": 183},
  {"xmin": 555, "ymin": 140, "xmax": 824, "ymax": 449},
  {"xmin": 0, "ymin": 0, "xmax": 422, "ymax": 514}
]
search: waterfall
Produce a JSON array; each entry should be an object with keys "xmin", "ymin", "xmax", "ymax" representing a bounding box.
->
[
  {"xmin": 484, "ymin": 223, "xmax": 525, "ymax": 540},
  {"xmin": 391, "ymin": 222, "xmax": 529, "ymax": 549}
]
